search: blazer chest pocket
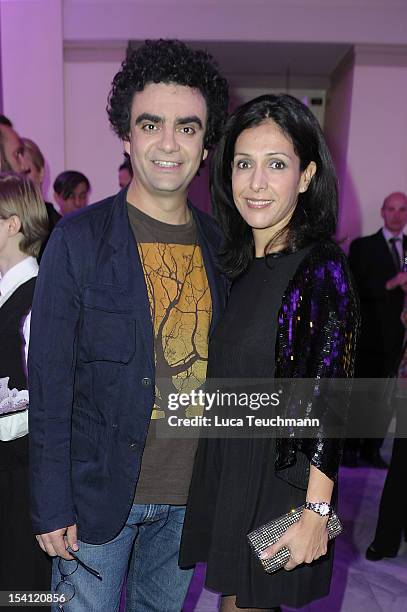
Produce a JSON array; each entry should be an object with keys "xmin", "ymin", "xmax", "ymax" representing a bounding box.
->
[{"xmin": 79, "ymin": 286, "xmax": 136, "ymax": 364}]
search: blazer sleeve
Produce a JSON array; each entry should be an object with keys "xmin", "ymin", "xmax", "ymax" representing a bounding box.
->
[
  {"xmin": 28, "ymin": 227, "xmax": 81, "ymax": 535},
  {"xmin": 275, "ymin": 245, "xmax": 360, "ymax": 486},
  {"xmin": 299, "ymin": 253, "xmax": 359, "ymax": 480}
]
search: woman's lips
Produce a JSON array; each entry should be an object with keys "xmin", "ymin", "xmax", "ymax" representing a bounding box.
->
[{"xmin": 246, "ymin": 198, "xmax": 273, "ymax": 209}]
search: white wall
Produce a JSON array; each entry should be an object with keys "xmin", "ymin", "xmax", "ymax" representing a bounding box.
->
[
  {"xmin": 0, "ymin": 0, "xmax": 65, "ymax": 199},
  {"xmin": 63, "ymin": 47, "xmax": 125, "ymax": 202},
  {"xmin": 234, "ymin": 87, "xmax": 326, "ymax": 125},
  {"xmin": 334, "ymin": 48, "xmax": 407, "ymax": 248},
  {"xmin": 324, "ymin": 53, "xmax": 358, "ymax": 245}
]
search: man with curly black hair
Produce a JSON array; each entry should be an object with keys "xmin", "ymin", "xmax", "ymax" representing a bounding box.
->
[{"xmin": 29, "ymin": 39, "xmax": 228, "ymax": 611}]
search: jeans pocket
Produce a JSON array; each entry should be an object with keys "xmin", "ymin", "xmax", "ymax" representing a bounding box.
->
[{"xmin": 169, "ymin": 505, "xmax": 187, "ymax": 525}]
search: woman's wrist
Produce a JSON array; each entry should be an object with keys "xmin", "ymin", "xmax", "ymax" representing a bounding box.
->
[
  {"xmin": 304, "ymin": 500, "xmax": 332, "ymax": 514},
  {"xmin": 302, "ymin": 508, "xmax": 329, "ymax": 526}
]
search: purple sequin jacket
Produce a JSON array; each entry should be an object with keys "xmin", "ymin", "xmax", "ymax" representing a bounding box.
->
[{"xmin": 274, "ymin": 241, "xmax": 360, "ymax": 488}]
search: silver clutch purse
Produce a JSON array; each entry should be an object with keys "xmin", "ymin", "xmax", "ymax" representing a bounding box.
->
[{"xmin": 247, "ymin": 505, "xmax": 342, "ymax": 573}]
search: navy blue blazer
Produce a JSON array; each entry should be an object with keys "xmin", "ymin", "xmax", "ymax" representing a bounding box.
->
[{"xmin": 28, "ymin": 189, "xmax": 227, "ymax": 544}]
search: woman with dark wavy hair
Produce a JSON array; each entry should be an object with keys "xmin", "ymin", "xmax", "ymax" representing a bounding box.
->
[{"xmin": 180, "ymin": 94, "xmax": 359, "ymax": 611}]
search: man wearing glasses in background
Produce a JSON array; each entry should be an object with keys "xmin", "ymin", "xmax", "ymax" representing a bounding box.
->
[{"xmin": 28, "ymin": 40, "xmax": 228, "ymax": 611}]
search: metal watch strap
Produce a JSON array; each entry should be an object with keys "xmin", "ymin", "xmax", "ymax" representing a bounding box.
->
[{"xmin": 304, "ymin": 501, "xmax": 332, "ymax": 516}]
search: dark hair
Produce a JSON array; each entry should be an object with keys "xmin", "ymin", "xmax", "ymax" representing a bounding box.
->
[
  {"xmin": 107, "ymin": 39, "xmax": 229, "ymax": 149},
  {"xmin": 211, "ymin": 94, "xmax": 338, "ymax": 278},
  {"xmin": 0, "ymin": 115, "xmax": 13, "ymax": 127},
  {"xmin": 53, "ymin": 170, "xmax": 90, "ymax": 199},
  {"xmin": 119, "ymin": 155, "xmax": 133, "ymax": 175}
]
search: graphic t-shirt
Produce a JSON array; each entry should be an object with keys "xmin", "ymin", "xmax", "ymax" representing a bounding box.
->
[{"xmin": 127, "ymin": 203, "xmax": 212, "ymax": 504}]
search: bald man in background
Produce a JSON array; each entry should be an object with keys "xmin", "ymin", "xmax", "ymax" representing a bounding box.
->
[{"xmin": 346, "ymin": 192, "xmax": 407, "ymax": 468}]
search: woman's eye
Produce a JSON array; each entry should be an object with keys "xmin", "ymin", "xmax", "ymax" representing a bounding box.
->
[
  {"xmin": 270, "ymin": 160, "xmax": 285, "ymax": 169},
  {"xmin": 236, "ymin": 160, "xmax": 251, "ymax": 169}
]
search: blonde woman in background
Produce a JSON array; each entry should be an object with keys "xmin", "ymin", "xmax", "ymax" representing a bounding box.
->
[
  {"xmin": 0, "ymin": 173, "xmax": 51, "ymax": 599},
  {"xmin": 22, "ymin": 138, "xmax": 61, "ymax": 259}
]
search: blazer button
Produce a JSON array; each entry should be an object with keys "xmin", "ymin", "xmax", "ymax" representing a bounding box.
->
[
  {"xmin": 141, "ymin": 377, "xmax": 151, "ymax": 386},
  {"xmin": 129, "ymin": 441, "xmax": 137, "ymax": 449}
]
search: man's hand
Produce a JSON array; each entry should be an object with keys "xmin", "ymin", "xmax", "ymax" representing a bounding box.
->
[
  {"xmin": 386, "ymin": 271, "xmax": 407, "ymax": 291},
  {"xmin": 36, "ymin": 524, "xmax": 79, "ymax": 559},
  {"xmin": 260, "ymin": 510, "xmax": 329, "ymax": 571}
]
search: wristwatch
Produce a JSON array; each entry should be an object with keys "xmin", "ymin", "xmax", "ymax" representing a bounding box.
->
[{"xmin": 304, "ymin": 501, "xmax": 332, "ymax": 517}]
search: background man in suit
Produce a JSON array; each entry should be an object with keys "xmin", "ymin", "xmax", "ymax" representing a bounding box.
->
[
  {"xmin": 29, "ymin": 40, "xmax": 228, "ymax": 611},
  {"xmin": 346, "ymin": 192, "xmax": 407, "ymax": 467}
]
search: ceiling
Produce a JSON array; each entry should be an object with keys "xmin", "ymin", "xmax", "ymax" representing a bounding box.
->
[{"xmin": 128, "ymin": 40, "xmax": 352, "ymax": 88}]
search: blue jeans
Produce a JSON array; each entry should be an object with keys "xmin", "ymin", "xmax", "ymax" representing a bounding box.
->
[{"xmin": 51, "ymin": 504, "xmax": 193, "ymax": 612}]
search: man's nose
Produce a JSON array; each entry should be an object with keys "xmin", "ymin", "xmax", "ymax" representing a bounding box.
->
[{"xmin": 157, "ymin": 127, "xmax": 180, "ymax": 153}]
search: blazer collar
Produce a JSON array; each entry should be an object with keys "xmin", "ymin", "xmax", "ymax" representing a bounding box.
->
[
  {"xmin": 106, "ymin": 187, "xmax": 132, "ymax": 251},
  {"xmin": 106, "ymin": 189, "xmax": 218, "ymax": 252}
]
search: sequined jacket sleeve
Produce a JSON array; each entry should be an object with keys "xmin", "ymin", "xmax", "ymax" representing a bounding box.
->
[{"xmin": 274, "ymin": 241, "xmax": 360, "ymax": 487}]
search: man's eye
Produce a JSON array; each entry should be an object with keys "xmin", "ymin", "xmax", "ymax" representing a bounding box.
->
[
  {"xmin": 179, "ymin": 126, "xmax": 195, "ymax": 135},
  {"xmin": 270, "ymin": 160, "xmax": 285, "ymax": 169},
  {"xmin": 142, "ymin": 124, "xmax": 158, "ymax": 131}
]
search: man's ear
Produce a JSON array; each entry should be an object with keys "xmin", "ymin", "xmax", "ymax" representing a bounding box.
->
[
  {"xmin": 299, "ymin": 161, "xmax": 317, "ymax": 193},
  {"xmin": 123, "ymin": 139, "xmax": 131, "ymax": 156},
  {"xmin": 202, "ymin": 148, "xmax": 208, "ymax": 162}
]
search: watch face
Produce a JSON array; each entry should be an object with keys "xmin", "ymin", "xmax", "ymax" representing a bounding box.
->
[{"xmin": 319, "ymin": 503, "xmax": 330, "ymax": 516}]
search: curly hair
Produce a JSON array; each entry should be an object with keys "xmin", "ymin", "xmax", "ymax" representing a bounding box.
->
[{"xmin": 107, "ymin": 39, "xmax": 229, "ymax": 149}]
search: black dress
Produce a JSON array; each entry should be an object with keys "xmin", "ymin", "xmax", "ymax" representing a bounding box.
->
[
  {"xmin": 180, "ymin": 250, "xmax": 334, "ymax": 609},
  {"xmin": 0, "ymin": 279, "xmax": 51, "ymax": 605}
]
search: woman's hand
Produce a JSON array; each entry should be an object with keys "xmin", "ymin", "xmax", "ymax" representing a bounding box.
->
[
  {"xmin": 260, "ymin": 509, "xmax": 329, "ymax": 570},
  {"xmin": 261, "ymin": 465, "xmax": 332, "ymax": 570}
]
